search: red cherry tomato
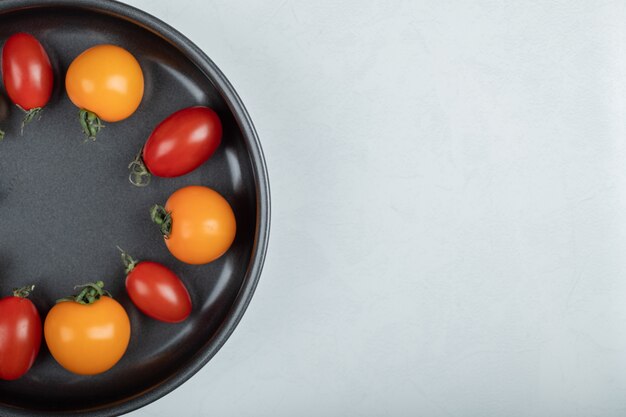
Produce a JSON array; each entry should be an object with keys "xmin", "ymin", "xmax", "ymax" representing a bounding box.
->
[
  {"xmin": 120, "ymin": 249, "xmax": 192, "ymax": 323},
  {"xmin": 2, "ymin": 33, "xmax": 53, "ymax": 126},
  {"xmin": 128, "ymin": 106, "xmax": 222, "ymax": 186},
  {"xmin": 0, "ymin": 285, "xmax": 42, "ymax": 380}
]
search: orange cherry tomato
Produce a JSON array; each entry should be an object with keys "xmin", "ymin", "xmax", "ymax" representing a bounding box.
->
[
  {"xmin": 65, "ymin": 44, "xmax": 144, "ymax": 139},
  {"xmin": 151, "ymin": 186, "xmax": 236, "ymax": 265},
  {"xmin": 44, "ymin": 282, "xmax": 130, "ymax": 375}
]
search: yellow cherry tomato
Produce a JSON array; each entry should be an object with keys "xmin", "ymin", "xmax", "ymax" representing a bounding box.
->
[
  {"xmin": 44, "ymin": 283, "xmax": 130, "ymax": 375},
  {"xmin": 151, "ymin": 186, "xmax": 237, "ymax": 265},
  {"xmin": 66, "ymin": 44, "xmax": 144, "ymax": 129}
]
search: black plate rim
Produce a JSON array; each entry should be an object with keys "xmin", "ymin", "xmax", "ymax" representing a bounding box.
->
[{"xmin": 0, "ymin": 0, "xmax": 271, "ymax": 416}]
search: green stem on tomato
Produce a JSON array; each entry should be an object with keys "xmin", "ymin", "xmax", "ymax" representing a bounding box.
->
[
  {"xmin": 13, "ymin": 284, "xmax": 35, "ymax": 298},
  {"xmin": 150, "ymin": 204, "xmax": 172, "ymax": 239},
  {"xmin": 20, "ymin": 107, "xmax": 43, "ymax": 135},
  {"xmin": 79, "ymin": 109, "xmax": 104, "ymax": 141},
  {"xmin": 128, "ymin": 148, "xmax": 152, "ymax": 187},
  {"xmin": 117, "ymin": 246, "xmax": 139, "ymax": 274},
  {"xmin": 56, "ymin": 281, "xmax": 111, "ymax": 305}
]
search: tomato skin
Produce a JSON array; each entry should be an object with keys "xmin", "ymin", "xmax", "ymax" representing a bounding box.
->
[
  {"xmin": 44, "ymin": 296, "xmax": 130, "ymax": 375},
  {"xmin": 161, "ymin": 186, "xmax": 236, "ymax": 265},
  {"xmin": 2, "ymin": 33, "xmax": 53, "ymax": 110},
  {"xmin": 0, "ymin": 296, "xmax": 41, "ymax": 380},
  {"xmin": 65, "ymin": 44, "xmax": 144, "ymax": 122},
  {"xmin": 126, "ymin": 261, "xmax": 192, "ymax": 323},
  {"xmin": 143, "ymin": 106, "xmax": 222, "ymax": 178}
]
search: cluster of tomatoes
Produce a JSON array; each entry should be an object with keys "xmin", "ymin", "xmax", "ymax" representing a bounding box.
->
[{"xmin": 0, "ymin": 34, "xmax": 237, "ymax": 379}]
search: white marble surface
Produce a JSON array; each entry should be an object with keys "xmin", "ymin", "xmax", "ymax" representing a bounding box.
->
[{"xmin": 125, "ymin": 1, "xmax": 626, "ymax": 416}]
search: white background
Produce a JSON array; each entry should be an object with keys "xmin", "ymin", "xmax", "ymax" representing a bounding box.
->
[{"xmin": 125, "ymin": 1, "xmax": 626, "ymax": 416}]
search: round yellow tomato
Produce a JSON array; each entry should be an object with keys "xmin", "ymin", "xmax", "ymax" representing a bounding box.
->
[
  {"xmin": 44, "ymin": 287, "xmax": 131, "ymax": 375},
  {"xmin": 66, "ymin": 44, "xmax": 144, "ymax": 123},
  {"xmin": 151, "ymin": 186, "xmax": 237, "ymax": 265}
]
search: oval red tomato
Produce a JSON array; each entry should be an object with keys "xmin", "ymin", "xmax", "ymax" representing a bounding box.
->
[
  {"xmin": 0, "ymin": 285, "xmax": 42, "ymax": 380},
  {"xmin": 120, "ymin": 249, "xmax": 192, "ymax": 323},
  {"xmin": 2, "ymin": 33, "xmax": 53, "ymax": 127},
  {"xmin": 128, "ymin": 106, "xmax": 222, "ymax": 186}
]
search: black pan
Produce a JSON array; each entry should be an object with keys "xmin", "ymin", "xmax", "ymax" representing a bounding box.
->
[{"xmin": 0, "ymin": 0, "xmax": 270, "ymax": 415}]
